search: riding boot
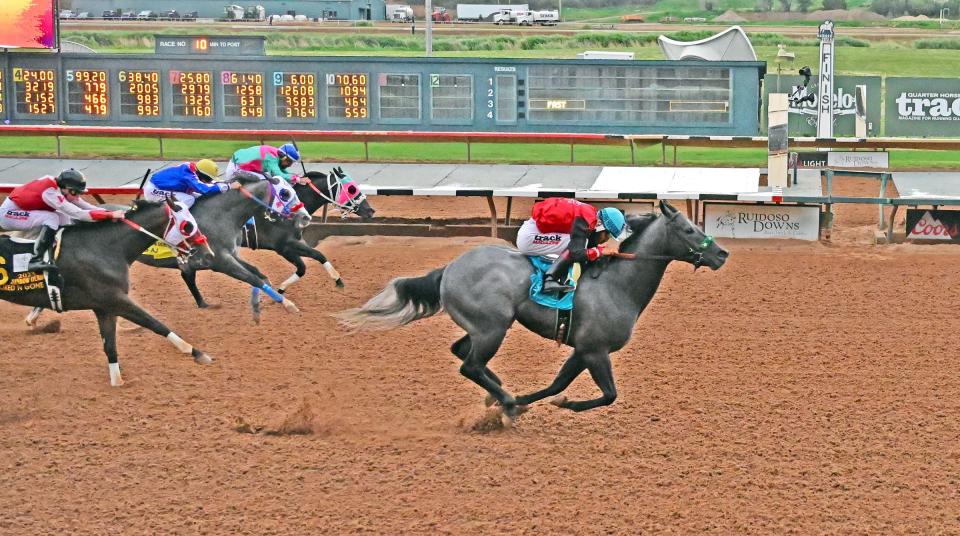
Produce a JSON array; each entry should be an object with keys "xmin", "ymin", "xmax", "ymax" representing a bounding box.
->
[
  {"xmin": 27, "ymin": 226, "xmax": 57, "ymax": 272},
  {"xmin": 542, "ymin": 252, "xmax": 575, "ymax": 293}
]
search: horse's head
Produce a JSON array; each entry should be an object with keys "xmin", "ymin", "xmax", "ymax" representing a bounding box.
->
[
  {"xmin": 269, "ymin": 179, "xmax": 311, "ymax": 230},
  {"xmin": 303, "ymin": 168, "xmax": 376, "ymax": 220},
  {"xmin": 658, "ymin": 200, "xmax": 728, "ymax": 270},
  {"xmin": 162, "ymin": 196, "xmax": 214, "ymax": 269}
]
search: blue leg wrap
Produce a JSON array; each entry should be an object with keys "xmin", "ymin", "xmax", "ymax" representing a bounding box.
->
[{"xmin": 260, "ymin": 283, "xmax": 284, "ymax": 303}]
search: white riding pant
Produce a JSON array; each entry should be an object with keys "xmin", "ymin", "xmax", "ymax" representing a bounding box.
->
[
  {"xmin": 515, "ymin": 218, "xmax": 571, "ymax": 256},
  {"xmin": 0, "ymin": 198, "xmax": 68, "ymax": 232},
  {"xmin": 225, "ymin": 161, "xmax": 268, "ymax": 181},
  {"xmin": 142, "ymin": 179, "xmax": 197, "ymax": 208}
]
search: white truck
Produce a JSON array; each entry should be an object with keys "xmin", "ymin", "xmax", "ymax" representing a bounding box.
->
[
  {"xmin": 533, "ymin": 9, "xmax": 559, "ymax": 25},
  {"xmin": 387, "ymin": 4, "xmax": 414, "ymax": 22},
  {"xmin": 456, "ymin": 4, "xmax": 528, "ymax": 22},
  {"xmin": 493, "ymin": 9, "xmax": 534, "ymax": 25}
]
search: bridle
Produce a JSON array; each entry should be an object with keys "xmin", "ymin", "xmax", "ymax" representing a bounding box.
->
[
  {"xmin": 589, "ymin": 211, "xmax": 715, "ymax": 276},
  {"xmin": 305, "ymin": 172, "xmax": 367, "ymax": 217},
  {"xmin": 238, "ymin": 180, "xmax": 303, "ymax": 222},
  {"xmin": 121, "ymin": 202, "xmax": 207, "ymax": 260}
]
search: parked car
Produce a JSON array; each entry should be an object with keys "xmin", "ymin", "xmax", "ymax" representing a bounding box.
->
[
  {"xmin": 181, "ymin": 11, "xmax": 198, "ymax": 20},
  {"xmin": 102, "ymin": 9, "xmax": 122, "ymax": 19},
  {"xmin": 164, "ymin": 10, "xmax": 180, "ymax": 20},
  {"xmin": 59, "ymin": 10, "xmax": 76, "ymax": 19},
  {"xmin": 76, "ymin": 12, "xmax": 91, "ymax": 19},
  {"xmin": 137, "ymin": 10, "xmax": 158, "ymax": 20},
  {"xmin": 120, "ymin": 10, "xmax": 137, "ymax": 20}
]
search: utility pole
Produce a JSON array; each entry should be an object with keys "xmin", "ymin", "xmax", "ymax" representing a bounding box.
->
[{"xmin": 426, "ymin": 0, "xmax": 433, "ymax": 56}]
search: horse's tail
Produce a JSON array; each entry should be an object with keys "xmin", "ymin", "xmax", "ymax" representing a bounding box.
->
[{"xmin": 335, "ymin": 267, "xmax": 445, "ymax": 330}]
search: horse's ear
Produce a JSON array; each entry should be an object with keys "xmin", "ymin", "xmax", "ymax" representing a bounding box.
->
[
  {"xmin": 164, "ymin": 196, "xmax": 180, "ymax": 211},
  {"xmin": 659, "ymin": 200, "xmax": 675, "ymax": 215}
]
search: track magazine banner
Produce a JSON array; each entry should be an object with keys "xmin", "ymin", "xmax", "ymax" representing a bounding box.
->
[
  {"xmin": 886, "ymin": 78, "xmax": 960, "ymax": 137},
  {"xmin": 0, "ymin": 0, "xmax": 56, "ymax": 49},
  {"xmin": 905, "ymin": 209, "xmax": 960, "ymax": 243},
  {"xmin": 705, "ymin": 203, "xmax": 820, "ymax": 241}
]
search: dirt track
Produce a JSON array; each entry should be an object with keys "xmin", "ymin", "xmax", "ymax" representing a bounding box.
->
[{"xmin": 2, "ymin": 194, "xmax": 960, "ymax": 534}]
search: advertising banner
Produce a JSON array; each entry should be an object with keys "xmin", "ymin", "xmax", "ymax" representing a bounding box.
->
[
  {"xmin": 791, "ymin": 151, "xmax": 888, "ymax": 169},
  {"xmin": 885, "ymin": 78, "xmax": 960, "ymax": 137},
  {"xmin": 763, "ymin": 75, "xmax": 881, "ymax": 137},
  {"xmin": 905, "ymin": 209, "xmax": 960, "ymax": 243},
  {"xmin": 0, "ymin": 0, "xmax": 56, "ymax": 49},
  {"xmin": 705, "ymin": 203, "xmax": 821, "ymax": 241}
]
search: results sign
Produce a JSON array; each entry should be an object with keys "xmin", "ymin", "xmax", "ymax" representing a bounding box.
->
[{"xmin": 705, "ymin": 203, "xmax": 820, "ymax": 241}]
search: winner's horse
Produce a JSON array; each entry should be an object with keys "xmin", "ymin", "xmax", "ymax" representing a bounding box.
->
[
  {"xmin": 2, "ymin": 198, "xmax": 216, "ymax": 386},
  {"xmin": 177, "ymin": 169, "xmax": 376, "ymax": 308},
  {"xmin": 338, "ymin": 201, "xmax": 729, "ymax": 420}
]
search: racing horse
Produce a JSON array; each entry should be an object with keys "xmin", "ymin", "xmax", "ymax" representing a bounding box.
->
[
  {"xmin": 1, "ymin": 197, "xmax": 215, "ymax": 386},
  {"xmin": 139, "ymin": 173, "xmax": 309, "ymax": 322},
  {"xmin": 28, "ymin": 174, "xmax": 307, "ymax": 325},
  {"xmin": 177, "ymin": 168, "xmax": 376, "ymax": 309},
  {"xmin": 337, "ymin": 201, "xmax": 729, "ymax": 420}
]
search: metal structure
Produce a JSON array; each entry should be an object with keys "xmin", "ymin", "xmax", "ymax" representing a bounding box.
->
[{"xmin": 0, "ymin": 51, "xmax": 765, "ymax": 135}]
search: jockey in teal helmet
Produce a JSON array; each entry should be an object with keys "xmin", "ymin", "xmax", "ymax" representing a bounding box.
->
[{"xmin": 516, "ymin": 199, "xmax": 630, "ymax": 293}]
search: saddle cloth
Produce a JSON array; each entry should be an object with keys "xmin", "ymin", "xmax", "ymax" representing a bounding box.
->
[
  {"xmin": 527, "ymin": 255, "xmax": 581, "ymax": 311},
  {"xmin": 0, "ymin": 231, "xmax": 65, "ymax": 312},
  {"xmin": 142, "ymin": 240, "xmax": 178, "ymax": 260}
]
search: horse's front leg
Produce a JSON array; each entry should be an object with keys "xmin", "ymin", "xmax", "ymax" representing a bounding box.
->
[
  {"xmin": 94, "ymin": 310, "xmax": 123, "ymax": 386},
  {"xmin": 110, "ymin": 294, "xmax": 214, "ymax": 366},
  {"xmin": 515, "ymin": 350, "xmax": 586, "ymax": 406},
  {"xmin": 290, "ymin": 241, "xmax": 343, "ymax": 288},
  {"xmin": 277, "ymin": 248, "xmax": 308, "ymax": 294},
  {"xmin": 551, "ymin": 351, "xmax": 617, "ymax": 412},
  {"xmin": 180, "ymin": 268, "xmax": 209, "ymax": 308}
]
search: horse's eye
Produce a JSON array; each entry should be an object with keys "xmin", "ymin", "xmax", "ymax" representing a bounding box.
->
[
  {"xmin": 685, "ymin": 227, "xmax": 694, "ymax": 234},
  {"xmin": 347, "ymin": 185, "xmax": 357, "ymax": 195},
  {"xmin": 182, "ymin": 221, "xmax": 195, "ymax": 235}
]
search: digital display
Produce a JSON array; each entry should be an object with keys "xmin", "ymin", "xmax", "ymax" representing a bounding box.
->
[
  {"xmin": 274, "ymin": 72, "xmax": 317, "ymax": 120},
  {"xmin": 155, "ymin": 35, "xmax": 266, "ymax": 56},
  {"xmin": 327, "ymin": 73, "xmax": 368, "ymax": 120},
  {"xmin": 13, "ymin": 68, "xmax": 56, "ymax": 116},
  {"xmin": 170, "ymin": 71, "xmax": 212, "ymax": 118},
  {"xmin": 67, "ymin": 70, "xmax": 109, "ymax": 117},
  {"xmin": 222, "ymin": 71, "xmax": 264, "ymax": 119},
  {"xmin": 119, "ymin": 70, "xmax": 160, "ymax": 117}
]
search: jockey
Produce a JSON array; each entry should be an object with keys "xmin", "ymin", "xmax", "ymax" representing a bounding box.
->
[
  {"xmin": 143, "ymin": 160, "xmax": 240, "ymax": 208},
  {"xmin": 0, "ymin": 170, "xmax": 125, "ymax": 271},
  {"xmin": 226, "ymin": 144, "xmax": 310, "ymax": 185},
  {"xmin": 516, "ymin": 198, "xmax": 629, "ymax": 293}
]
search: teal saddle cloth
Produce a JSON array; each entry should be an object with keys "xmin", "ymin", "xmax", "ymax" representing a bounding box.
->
[{"xmin": 527, "ymin": 256, "xmax": 576, "ymax": 311}]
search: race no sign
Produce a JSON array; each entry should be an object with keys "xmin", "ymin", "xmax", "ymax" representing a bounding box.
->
[{"xmin": 704, "ymin": 203, "xmax": 820, "ymax": 241}]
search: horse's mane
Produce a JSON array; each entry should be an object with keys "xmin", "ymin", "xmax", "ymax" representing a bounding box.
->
[{"xmin": 618, "ymin": 213, "xmax": 659, "ymax": 249}]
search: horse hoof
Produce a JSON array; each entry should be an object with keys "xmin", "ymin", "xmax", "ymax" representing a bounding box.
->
[
  {"xmin": 335, "ymin": 279, "xmax": 345, "ymax": 289},
  {"xmin": 252, "ymin": 314, "xmax": 261, "ymax": 325},
  {"xmin": 198, "ymin": 302, "xmax": 210, "ymax": 309},
  {"xmin": 109, "ymin": 374, "xmax": 124, "ymax": 387},
  {"xmin": 549, "ymin": 395, "xmax": 568, "ymax": 408},
  {"xmin": 483, "ymin": 394, "xmax": 497, "ymax": 407},
  {"xmin": 282, "ymin": 299, "xmax": 300, "ymax": 314},
  {"xmin": 193, "ymin": 352, "xmax": 214, "ymax": 365}
]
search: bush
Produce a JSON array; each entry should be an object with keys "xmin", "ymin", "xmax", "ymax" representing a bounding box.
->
[
  {"xmin": 821, "ymin": 0, "xmax": 847, "ymax": 9},
  {"xmin": 916, "ymin": 38, "xmax": 960, "ymax": 49}
]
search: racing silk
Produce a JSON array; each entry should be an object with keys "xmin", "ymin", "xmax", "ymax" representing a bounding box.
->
[
  {"xmin": 149, "ymin": 163, "xmax": 228, "ymax": 197},
  {"xmin": 8, "ymin": 177, "xmax": 113, "ymax": 222},
  {"xmin": 531, "ymin": 198, "xmax": 603, "ymax": 262},
  {"xmin": 231, "ymin": 145, "xmax": 294, "ymax": 182}
]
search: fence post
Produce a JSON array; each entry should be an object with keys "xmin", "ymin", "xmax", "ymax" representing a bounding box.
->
[
  {"xmin": 364, "ymin": 141, "xmax": 369, "ymax": 162},
  {"xmin": 467, "ymin": 141, "xmax": 472, "ymax": 163},
  {"xmin": 55, "ymin": 135, "xmax": 61, "ymax": 157},
  {"xmin": 158, "ymin": 137, "xmax": 164, "ymax": 158},
  {"xmin": 630, "ymin": 140, "xmax": 636, "ymax": 165},
  {"xmin": 570, "ymin": 143, "xmax": 574, "ymax": 164},
  {"xmin": 661, "ymin": 140, "xmax": 666, "ymax": 165}
]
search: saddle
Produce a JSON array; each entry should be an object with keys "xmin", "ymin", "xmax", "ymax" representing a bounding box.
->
[
  {"xmin": 527, "ymin": 256, "xmax": 582, "ymax": 345},
  {"xmin": 0, "ymin": 231, "xmax": 65, "ymax": 312}
]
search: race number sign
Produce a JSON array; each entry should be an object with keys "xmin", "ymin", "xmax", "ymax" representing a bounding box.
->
[{"xmin": 705, "ymin": 203, "xmax": 820, "ymax": 241}]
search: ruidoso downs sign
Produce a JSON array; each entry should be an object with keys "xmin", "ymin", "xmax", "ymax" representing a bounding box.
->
[
  {"xmin": 705, "ymin": 203, "xmax": 820, "ymax": 241},
  {"xmin": 905, "ymin": 209, "xmax": 960, "ymax": 243},
  {"xmin": 886, "ymin": 78, "xmax": 960, "ymax": 137}
]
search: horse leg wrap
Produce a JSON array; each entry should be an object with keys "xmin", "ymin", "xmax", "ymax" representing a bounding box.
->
[
  {"xmin": 260, "ymin": 283, "xmax": 284, "ymax": 303},
  {"xmin": 166, "ymin": 333, "xmax": 193, "ymax": 354},
  {"xmin": 108, "ymin": 363, "xmax": 123, "ymax": 386},
  {"xmin": 322, "ymin": 261, "xmax": 341, "ymax": 281},
  {"xmin": 278, "ymin": 273, "xmax": 300, "ymax": 292},
  {"xmin": 25, "ymin": 307, "xmax": 43, "ymax": 326}
]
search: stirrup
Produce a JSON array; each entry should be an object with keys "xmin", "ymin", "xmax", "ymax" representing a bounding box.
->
[
  {"xmin": 542, "ymin": 279, "xmax": 574, "ymax": 293},
  {"xmin": 27, "ymin": 260, "xmax": 55, "ymax": 272}
]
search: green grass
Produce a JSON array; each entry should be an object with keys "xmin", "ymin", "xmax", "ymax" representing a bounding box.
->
[{"xmin": 4, "ymin": 136, "xmax": 960, "ymax": 170}]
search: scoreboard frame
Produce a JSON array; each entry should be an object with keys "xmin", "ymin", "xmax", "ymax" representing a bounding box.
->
[{"xmin": 0, "ymin": 52, "xmax": 766, "ymax": 136}]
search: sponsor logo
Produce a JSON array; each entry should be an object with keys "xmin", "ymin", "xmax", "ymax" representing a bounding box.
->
[
  {"xmin": 532, "ymin": 233, "xmax": 563, "ymax": 244},
  {"xmin": 907, "ymin": 212, "xmax": 959, "ymax": 240},
  {"xmin": 4, "ymin": 210, "xmax": 29, "ymax": 220},
  {"xmin": 894, "ymin": 92, "xmax": 960, "ymax": 121},
  {"xmin": 713, "ymin": 211, "xmax": 801, "ymax": 233},
  {"xmin": 790, "ymin": 86, "xmax": 857, "ymax": 115}
]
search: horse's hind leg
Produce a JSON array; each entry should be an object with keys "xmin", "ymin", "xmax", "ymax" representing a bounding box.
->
[
  {"xmin": 180, "ymin": 268, "xmax": 209, "ymax": 308},
  {"xmin": 277, "ymin": 249, "xmax": 307, "ymax": 294},
  {"xmin": 110, "ymin": 294, "xmax": 214, "ymax": 365},
  {"xmin": 459, "ymin": 329, "xmax": 519, "ymax": 416},
  {"xmin": 552, "ymin": 351, "xmax": 617, "ymax": 412},
  {"xmin": 94, "ymin": 310, "xmax": 123, "ymax": 386},
  {"xmin": 451, "ymin": 335, "xmax": 502, "ymax": 386},
  {"xmin": 515, "ymin": 350, "xmax": 587, "ymax": 406},
  {"xmin": 290, "ymin": 241, "xmax": 343, "ymax": 288}
]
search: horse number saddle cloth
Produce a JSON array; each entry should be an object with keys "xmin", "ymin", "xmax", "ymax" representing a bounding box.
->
[
  {"xmin": 527, "ymin": 256, "xmax": 582, "ymax": 345},
  {"xmin": 0, "ymin": 231, "xmax": 65, "ymax": 313},
  {"xmin": 142, "ymin": 240, "xmax": 178, "ymax": 261}
]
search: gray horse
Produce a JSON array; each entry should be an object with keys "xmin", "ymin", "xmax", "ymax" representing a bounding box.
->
[{"xmin": 337, "ymin": 200, "xmax": 729, "ymax": 419}]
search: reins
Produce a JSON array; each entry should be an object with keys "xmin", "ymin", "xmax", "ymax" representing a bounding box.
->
[{"xmin": 120, "ymin": 205, "xmax": 191, "ymax": 255}]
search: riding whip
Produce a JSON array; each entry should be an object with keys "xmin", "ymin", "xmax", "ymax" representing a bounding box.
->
[{"xmin": 134, "ymin": 168, "xmax": 152, "ymax": 201}]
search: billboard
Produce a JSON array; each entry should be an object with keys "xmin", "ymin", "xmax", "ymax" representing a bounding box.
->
[
  {"xmin": 885, "ymin": 78, "xmax": 960, "ymax": 137},
  {"xmin": 906, "ymin": 209, "xmax": 960, "ymax": 243},
  {"xmin": 0, "ymin": 0, "xmax": 57, "ymax": 49},
  {"xmin": 763, "ymin": 75, "xmax": 881, "ymax": 137},
  {"xmin": 705, "ymin": 203, "xmax": 821, "ymax": 241}
]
